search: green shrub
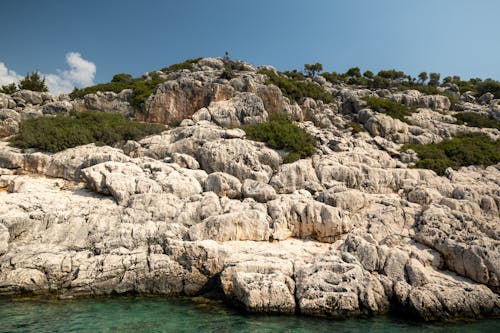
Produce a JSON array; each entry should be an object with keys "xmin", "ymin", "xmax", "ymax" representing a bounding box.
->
[
  {"xmin": 348, "ymin": 121, "xmax": 365, "ymax": 133},
  {"xmin": 454, "ymin": 112, "xmax": 500, "ymax": 130},
  {"xmin": 362, "ymin": 96, "xmax": 413, "ymax": 123},
  {"xmin": 18, "ymin": 71, "xmax": 48, "ymax": 92},
  {"xmin": 128, "ymin": 73, "xmax": 166, "ymax": 108},
  {"xmin": 69, "ymin": 81, "xmax": 132, "ymax": 99},
  {"xmin": 10, "ymin": 110, "xmax": 165, "ymax": 153},
  {"xmin": 161, "ymin": 58, "xmax": 202, "ymax": 73},
  {"xmin": 69, "ymin": 74, "xmax": 167, "ymax": 109},
  {"xmin": 402, "ymin": 133, "xmax": 500, "ymax": 175},
  {"xmin": 242, "ymin": 113, "xmax": 316, "ymax": 163},
  {"xmin": 476, "ymin": 79, "xmax": 500, "ymax": 99},
  {"xmin": 111, "ymin": 73, "xmax": 134, "ymax": 83},
  {"xmin": 0, "ymin": 83, "xmax": 17, "ymax": 95},
  {"xmin": 259, "ymin": 70, "xmax": 335, "ymax": 104}
]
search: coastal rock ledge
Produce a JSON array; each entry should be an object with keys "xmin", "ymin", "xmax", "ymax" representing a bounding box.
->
[{"xmin": 1, "ymin": 58, "xmax": 499, "ymax": 321}]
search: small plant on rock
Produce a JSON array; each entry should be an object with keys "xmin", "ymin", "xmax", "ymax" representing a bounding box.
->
[
  {"xmin": 10, "ymin": 110, "xmax": 165, "ymax": 153},
  {"xmin": 241, "ymin": 113, "xmax": 316, "ymax": 163},
  {"xmin": 18, "ymin": 71, "xmax": 48, "ymax": 92},
  {"xmin": 362, "ymin": 96, "xmax": 413, "ymax": 124},
  {"xmin": 402, "ymin": 133, "xmax": 500, "ymax": 175}
]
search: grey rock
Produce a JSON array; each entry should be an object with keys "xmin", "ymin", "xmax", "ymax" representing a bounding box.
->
[
  {"xmin": 204, "ymin": 172, "xmax": 242, "ymax": 199},
  {"xmin": 241, "ymin": 179, "xmax": 277, "ymax": 203}
]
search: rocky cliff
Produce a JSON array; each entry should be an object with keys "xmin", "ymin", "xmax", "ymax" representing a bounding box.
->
[{"xmin": 0, "ymin": 58, "xmax": 499, "ymax": 321}]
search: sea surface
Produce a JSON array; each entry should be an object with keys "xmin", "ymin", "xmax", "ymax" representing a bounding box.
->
[{"xmin": 0, "ymin": 296, "xmax": 499, "ymax": 333}]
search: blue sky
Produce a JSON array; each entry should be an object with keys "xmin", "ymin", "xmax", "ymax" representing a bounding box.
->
[{"xmin": 1, "ymin": 0, "xmax": 499, "ymax": 93}]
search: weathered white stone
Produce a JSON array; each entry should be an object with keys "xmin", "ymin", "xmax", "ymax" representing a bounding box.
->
[
  {"xmin": 241, "ymin": 179, "xmax": 277, "ymax": 203},
  {"xmin": 204, "ymin": 172, "xmax": 242, "ymax": 199}
]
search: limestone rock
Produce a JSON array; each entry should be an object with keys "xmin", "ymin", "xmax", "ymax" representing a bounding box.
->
[
  {"xmin": 45, "ymin": 144, "xmax": 131, "ymax": 181},
  {"xmin": 0, "ymin": 93, "xmax": 16, "ymax": 109},
  {"xmin": 188, "ymin": 210, "xmax": 271, "ymax": 241},
  {"xmin": 204, "ymin": 172, "xmax": 242, "ymax": 199},
  {"xmin": 75, "ymin": 91, "xmax": 134, "ymax": 116},
  {"xmin": 155, "ymin": 170, "xmax": 203, "ymax": 199},
  {"xmin": 296, "ymin": 252, "xmax": 391, "ymax": 317},
  {"xmin": 241, "ymin": 179, "xmax": 277, "ymax": 203},
  {"xmin": 170, "ymin": 153, "xmax": 200, "ymax": 169},
  {"xmin": 12, "ymin": 90, "xmax": 47, "ymax": 106},
  {"xmin": 197, "ymin": 139, "xmax": 280, "ymax": 183},
  {"xmin": 140, "ymin": 79, "xmax": 234, "ymax": 124},
  {"xmin": 82, "ymin": 161, "xmax": 162, "ymax": 205},
  {"xmin": 267, "ymin": 192, "xmax": 349, "ymax": 242},
  {"xmin": 208, "ymin": 93, "xmax": 267, "ymax": 127},
  {"xmin": 232, "ymin": 272, "xmax": 295, "ymax": 313},
  {"xmin": 269, "ymin": 159, "xmax": 320, "ymax": 194},
  {"xmin": 0, "ymin": 109, "xmax": 20, "ymax": 136},
  {"xmin": 41, "ymin": 101, "xmax": 73, "ymax": 115}
]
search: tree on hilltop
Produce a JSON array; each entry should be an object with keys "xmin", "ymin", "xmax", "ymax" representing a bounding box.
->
[
  {"xmin": 418, "ymin": 72, "xmax": 428, "ymax": 84},
  {"xmin": 18, "ymin": 71, "xmax": 48, "ymax": 92},
  {"xmin": 304, "ymin": 62, "xmax": 323, "ymax": 78},
  {"xmin": 428, "ymin": 72, "xmax": 441, "ymax": 86}
]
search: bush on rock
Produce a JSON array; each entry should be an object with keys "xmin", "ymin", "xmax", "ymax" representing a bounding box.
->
[{"xmin": 10, "ymin": 110, "xmax": 165, "ymax": 153}]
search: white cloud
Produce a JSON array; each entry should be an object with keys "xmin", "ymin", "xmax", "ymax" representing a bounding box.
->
[
  {"xmin": 0, "ymin": 62, "xmax": 23, "ymax": 86},
  {"xmin": 0, "ymin": 52, "xmax": 96, "ymax": 94},
  {"xmin": 61, "ymin": 52, "xmax": 96, "ymax": 87}
]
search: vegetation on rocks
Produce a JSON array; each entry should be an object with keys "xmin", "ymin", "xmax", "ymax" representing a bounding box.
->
[
  {"xmin": 0, "ymin": 71, "xmax": 48, "ymax": 94},
  {"xmin": 476, "ymin": 79, "xmax": 500, "ymax": 99},
  {"xmin": 348, "ymin": 121, "xmax": 365, "ymax": 133},
  {"xmin": 69, "ymin": 72, "xmax": 166, "ymax": 108},
  {"xmin": 258, "ymin": 70, "xmax": 335, "ymax": 104},
  {"xmin": 242, "ymin": 113, "xmax": 316, "ymax": 163},
  {"xmin": 454, "ymin": 112, "xmax": 500, "ymax": 130},
  {"xmin": 161, "ymin": 58, "xmax": 202, "ymax": 73},
  {"xmin": 403, "ymin": 133, "xmax": 500, "ymax": 175},
  {"xmin": 10, "ymin": 110, "xmax": 165, "ymax": 153},
  {"xmin": 0, "ymin": 83, "xmax": 17, "ymax": 94},
  {"xmin": 18, "ymin": 71, "xmax": 49, "ymax": 92},
  {"xmin": 321, "ymin": 66, "xmax": 500, "ymax": 106},
  {"xmin": 362, "ymin": 96, "xmax": 413, "ymax": 123}
]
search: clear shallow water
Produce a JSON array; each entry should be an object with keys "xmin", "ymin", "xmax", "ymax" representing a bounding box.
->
[{"xmin": 0, "ymin": 296, "xmax": 499, "ymax": 333}]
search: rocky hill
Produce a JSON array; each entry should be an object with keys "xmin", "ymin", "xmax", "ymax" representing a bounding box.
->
[{"xmin": 0, "ymin": 57, "xmax": 499, "ymax": 320}]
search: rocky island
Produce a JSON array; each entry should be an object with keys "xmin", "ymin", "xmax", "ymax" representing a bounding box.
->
[{"xmin": 0, "ymin": 57, "xmax": 499, "ymax": 321}]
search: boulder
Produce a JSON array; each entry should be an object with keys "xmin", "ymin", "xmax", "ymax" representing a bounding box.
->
[
  {"xmin": 0, "ymin": 93, "xmax": 16, "ymax": 109},
  {"xmin": 208, "ymin": 93, "xmax": 268, "ymax": 127},
  {"xmin": 45, "ymin": 144, "xmax": 131, "ymax": 180},
  {"xmin": 197, "ymin": 139, "xmax": 280, "ymax": 183},
  {"xmin": 204, "ymin": 172, "xmax": 242, "ymax": 199},
  {"xmin": 296, "ymin": 252, "xmax": 391, "ymax": 317},
  {"xmin": 140, "ymin": 79, "xmax": 234, "ymax": 124},
  {"xmin": 188, "ymin": 210, "xmax": 271, "ymax": 241},
  {"xmin": 41, "ymin": 101, "xmax": 73, "ymax": 115},
  {"xmin": 267, "ymin": 192, "xmax": 349, "ymax": 242},
  {"xmin": 241, "ymin": 179, "xmax": 277, "ymax": 203},
  {"xmin": 82, "ymin": 161, "xmax": 162, "ymax": 205},
  {"xmin": 12, "ymin": 90, "xmax": 46, "ymax": 106},
  {"xmin": 76, "ymin": 90, "xmax": 135, "ymax": 116},
  {"xmin": 269, "ymin": 159, "xmax": 320, "ymax": 194},
  {"xmin": 0, "ymin": 109, "xmax": 20, "ymax": 136}
]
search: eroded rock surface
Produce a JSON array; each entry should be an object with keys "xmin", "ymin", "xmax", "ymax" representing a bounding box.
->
[{"xmin": 0, "ymin": 58, "xmax": 499, "ymax": 321}]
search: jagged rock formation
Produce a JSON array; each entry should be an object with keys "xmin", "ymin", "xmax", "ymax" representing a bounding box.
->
[{"xmin": 0, "ymin": 58, "xmax": 499, "ymax": 321}]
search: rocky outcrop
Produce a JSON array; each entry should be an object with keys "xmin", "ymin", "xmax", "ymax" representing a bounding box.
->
[
  {"xmin": 139, "ymin": 79, "xmax": 234, "ymax": 123},
  {"xmin": 0, "ymin": 58, "xmax": 499, "ymax": 321},
  {"xmin": 0, "ymin": 109, "xmax": 20, "ymax": 137},
  {"xmin": 73, "ymin": 90, "xmax": 135, "ymax": 116},
  {"xmin": 197, "ymin": 139, "xmax": 280, "ymax": 183}
]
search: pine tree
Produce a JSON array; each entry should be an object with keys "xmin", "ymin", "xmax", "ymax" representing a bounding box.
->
[
  {"xmin": 18, "ymin": 71, "xmax": 48, "ymax": 92},
  {"xmin": 0, "ymin": 83, "xmax": 17, "ymax": 94}
]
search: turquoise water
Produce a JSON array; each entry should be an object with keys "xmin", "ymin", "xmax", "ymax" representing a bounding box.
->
[{"xmin": 0, "ymin": 296, "xmax": 499, "ymax": 333}]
